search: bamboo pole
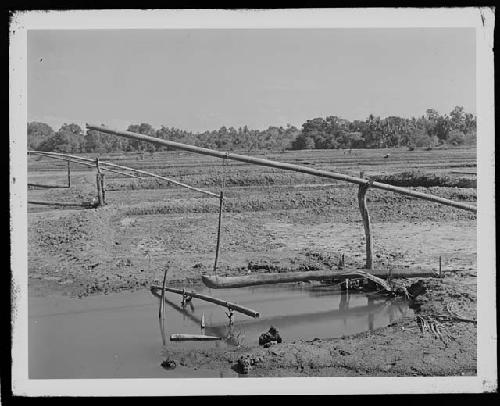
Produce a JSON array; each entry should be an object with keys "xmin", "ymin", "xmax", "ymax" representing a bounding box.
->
[
  {"xmin": 28, "ymin": 151, "xmax": 141, "ymax": 178},
  {"xmin": 201, "ymin": 269, "xmax": 392, "ymax": 291},
  {"xmin": 213, "ymin": 191, "xmax": 224, "ymax": 274},
  {"xmin": 30, "ymin": 150, "xmax": 218, "ymax": 198},
  {"xmin": 159, "ymin": 268, "xmax": 168, "ymax": 346},
  {"xmin": 358, "ymin": 171, "xmax": 373, "ymax": 270},
  {"xmin": 91, "ymin": 159, "xmax": 218, "ymax": 197},
  {"xmin": 87, "ymin": 124, "xmax": 477, "ymax": 213},
  {"xmin": 150, "ymin": 285, "xmax": 260, "ymax": 318}
]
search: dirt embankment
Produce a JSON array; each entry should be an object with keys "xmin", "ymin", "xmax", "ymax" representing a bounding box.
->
[{"xmin": 28, "ymin": 183, "xmax": 476, "ymax": 299}]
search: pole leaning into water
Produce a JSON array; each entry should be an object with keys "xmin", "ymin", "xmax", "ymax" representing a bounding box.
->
[
  {"xmin": 86, "ymin": 124, "xmax": 477, "ymax": 213},
  {"xmin": 150, "ymin": 285, "xmax": 260, "ymax": 318}
]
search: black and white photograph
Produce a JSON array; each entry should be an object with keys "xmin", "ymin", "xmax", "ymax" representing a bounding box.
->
[{"xmin": 9, "ymin": 8, "xmax": 496, "ymax": 396}]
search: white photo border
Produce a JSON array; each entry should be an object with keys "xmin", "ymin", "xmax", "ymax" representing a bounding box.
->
[{"xmin": 9, "ymin": 8, "xmax": 496, "ymax": 396}]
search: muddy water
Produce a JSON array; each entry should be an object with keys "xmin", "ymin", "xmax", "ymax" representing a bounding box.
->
[{"xmin": 29, "ymin": 284, "xmax": 412, "ymax": 379}]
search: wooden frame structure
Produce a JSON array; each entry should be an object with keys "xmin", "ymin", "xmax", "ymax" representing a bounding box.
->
[{"xmin": 87, "ymin": 123, "xmax": 476, "ymax": 273}]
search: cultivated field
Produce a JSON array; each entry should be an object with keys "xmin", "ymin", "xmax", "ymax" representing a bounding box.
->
[{"xmin": 28, "ymin": 146, "xmax": 477, "ymax": 377}]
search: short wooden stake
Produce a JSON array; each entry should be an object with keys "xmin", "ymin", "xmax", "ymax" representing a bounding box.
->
[
  {"xmin": 95, "ymin": 158, "xmax": 104, "ymax": 207},
  {"xmin": 100, "ymin": 173, "xmax": 106, "ymax": 205},
  {"xmin": 358, "ymin": 172, "xmax": 373, "ymax": 270},
  {"xmin": 439, "ymin": 256, "xmax": 442, "ymax": 277}
]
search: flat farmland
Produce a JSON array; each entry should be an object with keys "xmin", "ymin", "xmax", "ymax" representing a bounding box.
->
[{"xmin": 27, "ymin": 146, "xmax": 477, "ymax": 377}]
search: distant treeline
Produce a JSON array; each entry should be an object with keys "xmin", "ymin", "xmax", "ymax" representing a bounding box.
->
[{"xmin": 28, "ymin": 106, "xmax": 476, "ymax": 153}]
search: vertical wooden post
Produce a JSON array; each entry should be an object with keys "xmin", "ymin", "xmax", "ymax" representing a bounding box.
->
[
  {"xmin": 95, "ymin": 158, "xmax": 104, "ymax": 207},
  {"xmin": 213, "ymin": 191, "xmax": 224, "ymax": 275},
  {"xmin": 67, "ymin": 160, "xmax": 71, "ymax": 188},
  {"xmin": 159, "ymin": 268, "xmax": 168, "ymax": 346},
  {"xmin": 100, "ymin": 173, "xmax": 106, "ymax": 205},
  {"xmin": 439, "ymin": 256, "xmax": 442, "ymax": 277},
  {"xmin": 358, "ymin": 171, "xmax": 373, "ymax": 270}
]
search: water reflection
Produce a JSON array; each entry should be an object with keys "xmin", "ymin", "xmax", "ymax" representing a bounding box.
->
[
  {"xmin": 152, "ymin": 286, "xmax": 406, "ymax": 346},
  {"xmin": 29, "ymin": 285, "xmax": 413, "ymax": 379}
]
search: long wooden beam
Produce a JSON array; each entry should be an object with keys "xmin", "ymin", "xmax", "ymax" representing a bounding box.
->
[
  {"xmin": 170, "ymin": 334, "xmax": 221, "ymax": 342},
  {"xmin": 150, "ymin": 285, "xmax": 260, "ymax": 318},
  {"xmin": 30, "ymin": 150, "xmax": 218, "ymax": 198},
  {"xmin": 87, "ymin": 124, "xmax": 477, "ymax": 213}
]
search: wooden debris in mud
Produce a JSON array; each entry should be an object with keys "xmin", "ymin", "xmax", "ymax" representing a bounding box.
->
[
  {"xmin": 150, "ymin": 284, "xmax": 260, "ymax": 318},
  {"xmin": 27, "ymin": 183, "xmax": 68, "ymax": 189},
  {"xmin": 445, "ymin": 303, "xmax": 477, "ymax": 323},
  {"xmin": 416, "ymin": 315, "xmax": 445, "ymax": 341}
]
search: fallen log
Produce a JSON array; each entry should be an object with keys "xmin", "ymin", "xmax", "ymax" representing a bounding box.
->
[
  {"xmin": 150, "ymin": 285, "xmax": 260, "ymax": 318},
  {"xmin": 170, "ymin": 334, "xmax": 222, "ymax": 342},
  {"xmin": 28, "ymin": 183, "xmax": 68, "ymax": 189},
  {"xmin": 201, "ymin": 270, "xmax": 393, "ymax": 291}
]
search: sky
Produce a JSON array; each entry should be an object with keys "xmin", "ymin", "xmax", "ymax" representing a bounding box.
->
[{"xmin": 27, "ymin": 28, "xmax": 476, "ymax": 132}]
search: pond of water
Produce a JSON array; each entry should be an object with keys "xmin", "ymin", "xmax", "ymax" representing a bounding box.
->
[{"xmin": 29, "ymin": 283, "xmax": 412, "ymax": 379}]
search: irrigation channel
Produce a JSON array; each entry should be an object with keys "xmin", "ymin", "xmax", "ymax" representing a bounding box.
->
[{"xmin": 29, "ymin": 283, "xmax": 412, "ymax": 379}]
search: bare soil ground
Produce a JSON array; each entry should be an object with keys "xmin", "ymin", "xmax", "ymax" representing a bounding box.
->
[{"xmin": 27, "ymin": 147, "xmax": 477, "ymax": 377}]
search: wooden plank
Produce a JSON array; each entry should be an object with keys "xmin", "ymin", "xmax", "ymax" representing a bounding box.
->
[
  {"xmin": 213, "ymin": 191, "xmax": 224, "ymax": 274},
  {"xmin": 201, "ymin": 270, "xmax": 393, "ymax": 291},
  {"xmin": 87, "ymin": 124, "xmax": 477, "ymax": 213},
  {"xmin": 150, "ymin": 285, "xmax": 260, "ymax": 318},
  {"xmin": 170, "ymin": 334, "xmax": 221, "ymax": 342}
]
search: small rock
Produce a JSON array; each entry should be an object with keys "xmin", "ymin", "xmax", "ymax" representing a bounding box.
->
[
  {"xmin": 236, "ymin": 356, "xmax": 252, "ymax": 374},
  {"xmin": 259, "ymin": 326, "xmax": 282, "ymax": 346},
  {"xmin": 161, "ymin": 359, "xmax": 177, "ymax": 370}
]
